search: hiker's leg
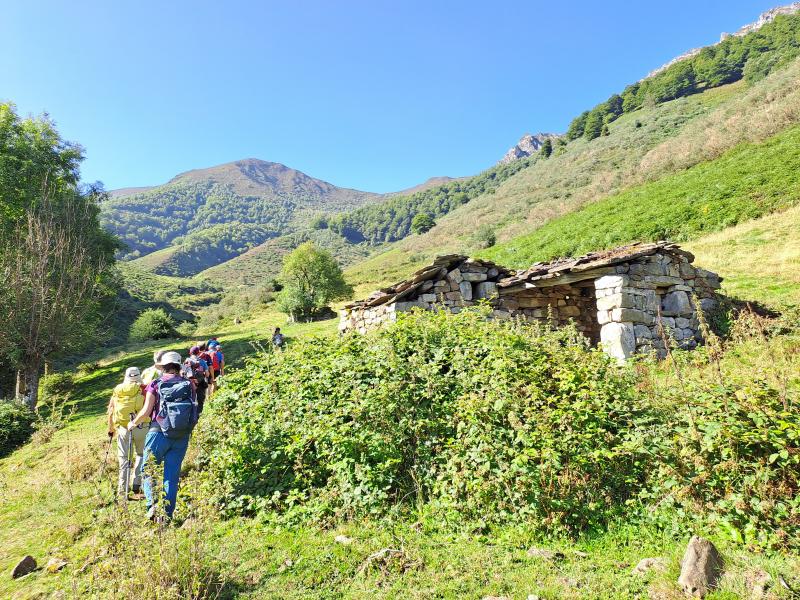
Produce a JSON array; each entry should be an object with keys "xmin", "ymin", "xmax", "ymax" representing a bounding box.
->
[
  {"xmin": 196, "ymin": 387, "xmax": 206, "ymax": 415},
  {"xmin": 161, "ymin": 436, "xmax": 190, "ymax": 518},
  {"xmin": 142, "ymin": 431, "xmax": 167, "ymax": 511},
  {"xmin": 131, "ymin": 426, "xmax": 148, "ymax": 490},
  {"xmin": 115, "ymin": 426, "xmax": 130, "ymax": 496}
]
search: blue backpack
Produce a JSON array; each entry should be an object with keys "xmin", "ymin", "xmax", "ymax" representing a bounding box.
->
[{"xmin": 154, "ymin": 377, "xmax": 198, "ymax": 439}]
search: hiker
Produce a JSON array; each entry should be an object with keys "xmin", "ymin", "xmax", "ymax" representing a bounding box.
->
[
  {"xmin": 272, "ymin": 327, "xmax": 285, "ymax": 351},
  {"xmin": 208, "ymin": 341, "xmax": 224, "ymax": 394},
  {"xmin": 107, "ymin": 367, "xmax": 148, "ymax": 499},
  {"xmin": 141, "ymin": 350, "xmax": 165, "ymax": 385},
  {"xmin": 128, "ymin": 351, "xmax": 198, "ymax": 521},
  {"xmin": 198, "ymin": 343, "xmax": 216, "ymax": 397},
  {"xmin": 182, "ymin": 346, "xmax": 210, "ymax": 414}
]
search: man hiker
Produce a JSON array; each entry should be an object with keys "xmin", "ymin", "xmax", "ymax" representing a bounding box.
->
[
  {"xmin": 141, "ymin": 350, "xmax": 165, "ymax": 386},
  {"xmin": 182, "ymin": 346, "xmax": 210, "ymax": 414},
  {"xmin": 107, "ymin": 367, "xmax": 148, "ymax": 499},
  {"xmin": 272, "ymin": 327, "xmax": 285, "ymax": 351},
  {"xmin": 128, "ymin": 351, "xmax": 198, "ymax": 521}
]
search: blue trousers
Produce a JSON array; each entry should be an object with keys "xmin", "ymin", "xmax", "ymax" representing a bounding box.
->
[{"xmin": 142, "ymin": 430, "xmax": 190, "ymax": 518}]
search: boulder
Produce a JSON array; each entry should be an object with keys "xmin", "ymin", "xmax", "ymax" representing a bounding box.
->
[
  {"xmin": 677, "ymin": 536, "xmax": 723, "ymax": 598},
  {"xmin": 11, "ymin": 555, "xmax": 37, "ymax": 578},
  {"xmin": 462, "ymin": 272, "xmax": 487, "ymax": 282},
  {"xmin": 526, "ymin": 547, "xmax": 564, "ymax": 560},
  {"xmin": 334, "ymin": 534, "xmax": 353, "ymax": 545},
  {"xmin": 45, "ymin": 558, "xmax": 67, "ymax": 573},
  {"xmin": 744, "ymin": 569, "xmax": 772, "ymax": 599},
  {"xmin": 632, "ymin": 557, "xmax": 665, "ymax": 575},
  {"xmin": 459, "ymin": 281, "xmax": 473, "ymax": 301}
]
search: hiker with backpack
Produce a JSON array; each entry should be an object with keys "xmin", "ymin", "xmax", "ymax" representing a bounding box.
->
[
  {"xmin": 182, "ymin": 346, "xmax": 210, "ymax": 414},
  {"xmin": 272, "ymin": 327, "xmax": 285, "ymax": 351},
  {"xmin": 198, "ymin": 343, "xmax": 216, "ymax": 392},
  {"xmin": 107, "ymin": 367, "xmax": 148, "ymax": 499},
  {"xmin": 128, "ymin": 351, "xmax": 198, "ymax": 521},
  {"xmin": 208, "ymin": 341, "xmax": 224, "ymax": 394}
]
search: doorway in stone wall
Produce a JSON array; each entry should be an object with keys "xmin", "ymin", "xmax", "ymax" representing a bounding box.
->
[{"xmin": 567, "ymin": 281, "xmax": 602, "ymax": 346}]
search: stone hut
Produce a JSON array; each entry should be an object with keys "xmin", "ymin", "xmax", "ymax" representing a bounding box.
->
[{"xmin": 339, "ymin": 242, "xmax": 721, "ymax": 361}]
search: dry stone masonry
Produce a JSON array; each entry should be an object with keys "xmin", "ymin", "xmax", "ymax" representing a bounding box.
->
[{"xmin": 340, "ymin": 242, "xmax": 721, "ymax": 361}]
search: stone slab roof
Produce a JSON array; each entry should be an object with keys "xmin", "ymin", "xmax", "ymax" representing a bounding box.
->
[
  {"xmin": 346, "ymin": 241, "xmax": 697, "ymax": 309},
  {"xmin": 496, "ymin": 241, "xmax": 695, "ymax": 290},
  {"xmin": 345, "ymin": 255, "xmax": 512, "ymax": 309}
]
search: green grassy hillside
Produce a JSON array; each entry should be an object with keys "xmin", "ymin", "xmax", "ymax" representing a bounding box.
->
[
  {"xmin": 480, "ymin": 125, "xmax": 800, "ymax": 273},
  {"xmin": 687, "ymin": 203, "xmax": 800, "ymax": 307},
  {"xmin": 200, "ymin": 228, "xmax": 373, "ymax": 289}
]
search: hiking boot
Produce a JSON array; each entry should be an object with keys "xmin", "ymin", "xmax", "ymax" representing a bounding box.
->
[
  {"xmin": 146, "ymin": 506, "xmax": 157, "ymax": 521},
  {"xmin": 128, "ymin": 492, "xmax": 145, "ymax": 501}
]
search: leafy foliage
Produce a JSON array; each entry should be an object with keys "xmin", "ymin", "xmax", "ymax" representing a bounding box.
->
[
  {"xmin": 410, "ymin": 212, "xmax": 435, "ymax": 234},
  {"xmin": 275, "ymin": 242, "xmax": 353, "ymax": 321},
  {"xmin": 0, "ymin": 400, "xmax": 36, "ymax": 457},
  {"xmin": 128, "ymin": 308, "xmax": 177, "ymax": 342},
  {"xmin": 195, "ymin": 308, "xmax": 654, "ymax": 534}
]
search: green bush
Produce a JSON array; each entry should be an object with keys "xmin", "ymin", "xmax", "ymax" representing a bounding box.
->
[
  {"xmin": 129, "ymin": 308, "xmax": 176, "ymax": 342},
  {"xmin": 195, "ymin": 307, "xmax": 655, "ymax": 534},
  {"xmin": 40, "ymin": 372, "xmax": 75, "ymax": 402},
  {"xmin": 0, "ymin": 399, "xmax": 37, "ymax": 457}
]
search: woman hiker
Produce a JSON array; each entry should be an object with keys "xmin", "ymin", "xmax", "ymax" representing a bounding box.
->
[
  {"xmin": 107, "ymin": 367, "xmax": 148, "ymax": 500},
  {"xmin": 128, "ymin": 351, "xmax": 199, "ymax": 521}
]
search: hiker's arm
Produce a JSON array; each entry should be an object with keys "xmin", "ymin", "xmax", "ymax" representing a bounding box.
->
[{"xmin": 128, "ymin": 392, "xmax": 155, "ymax": 430}]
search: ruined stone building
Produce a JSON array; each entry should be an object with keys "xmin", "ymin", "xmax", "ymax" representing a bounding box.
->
[{"xmin": 339, "ymin": 242, "xmax": 722, "ymax": 361}]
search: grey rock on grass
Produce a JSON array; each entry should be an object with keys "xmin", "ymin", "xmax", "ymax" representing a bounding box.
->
[{"xmin": 677, "ymin": 536, "xmax": 723, "ymax": 597}]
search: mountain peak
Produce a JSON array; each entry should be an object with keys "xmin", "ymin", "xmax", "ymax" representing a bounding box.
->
[{"xmin": 499, "ymin": 133, "xmax": 561, "ymax": 164}]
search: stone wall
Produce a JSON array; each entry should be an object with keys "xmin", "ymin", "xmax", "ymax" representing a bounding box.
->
[
  {"xmin": 592, "ymin": 252, "xmax": 720, "ymax": 360},
  {"xmin": 338, "ymin": 258, "xmax": 507, "ymax": 334},
  {"xmin": 339, "ymin": 245, "xmax": 721, "ymax": 361}
]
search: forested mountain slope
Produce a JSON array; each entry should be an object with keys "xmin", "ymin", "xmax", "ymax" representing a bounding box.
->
[{"xmin": 101, "ymin": 159, "xmax": 381, "ymax": 270}]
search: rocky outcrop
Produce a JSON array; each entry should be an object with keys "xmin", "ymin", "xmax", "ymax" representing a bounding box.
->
[
  {"xmin": 499, "ymin": 133, "xmax": 561, "ymax": 164},
  {"xmin": 645, "ymin": 3, "xmax": 800, "ymax": 80}
]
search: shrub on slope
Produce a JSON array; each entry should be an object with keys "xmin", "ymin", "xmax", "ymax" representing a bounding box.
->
[{"xmin": 196, "ymin": 308, "xmax": 654, "ymax": 534}]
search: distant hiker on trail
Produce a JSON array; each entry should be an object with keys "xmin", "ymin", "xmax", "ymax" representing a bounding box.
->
[
  {"xmin": 128, "ymin": 351, "xmax": 198, "ymax": 521},
  {"xmin": 107, "ymin": 367, "xmax": 148, "ymax": 500},
  {"xmin": 141, "ymin": 350, "xmax": 165, "ymax": 386},
  {"xmin": 182, "ymin": 346, "xmax": 210, "ymax": 414},
  {"xmin": 198, "ymin": 343, "xmax": 216, "ymax": 398},
  {"xmin": 272, "ymin": 327, "xmax": 285, "ymax": 351},
  {"xmin": 208, "ymin": 341, "xmax": 224, "ymax": 395}
]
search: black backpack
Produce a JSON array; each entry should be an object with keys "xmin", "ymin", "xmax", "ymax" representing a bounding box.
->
[
  {"xmin": 183, "ymin": 357, "xmax": 208, "ymax": 389},
  {"xmin": 153, "ymin": 378, "xmax": 198, "ymax": 439}
]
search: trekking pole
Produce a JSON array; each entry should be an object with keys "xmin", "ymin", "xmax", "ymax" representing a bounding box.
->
[
  {"xmin": 125, "ymin": 412, "xmax": 135, "ymax": 500},
  {"xmin": 100, "ymin": 431, "xmax": 114, "ymax": 499}
]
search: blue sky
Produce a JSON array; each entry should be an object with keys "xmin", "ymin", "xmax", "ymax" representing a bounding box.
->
[{"xmin": 1, "ymin": 1, "xmax": 779, "ymax": 192}]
